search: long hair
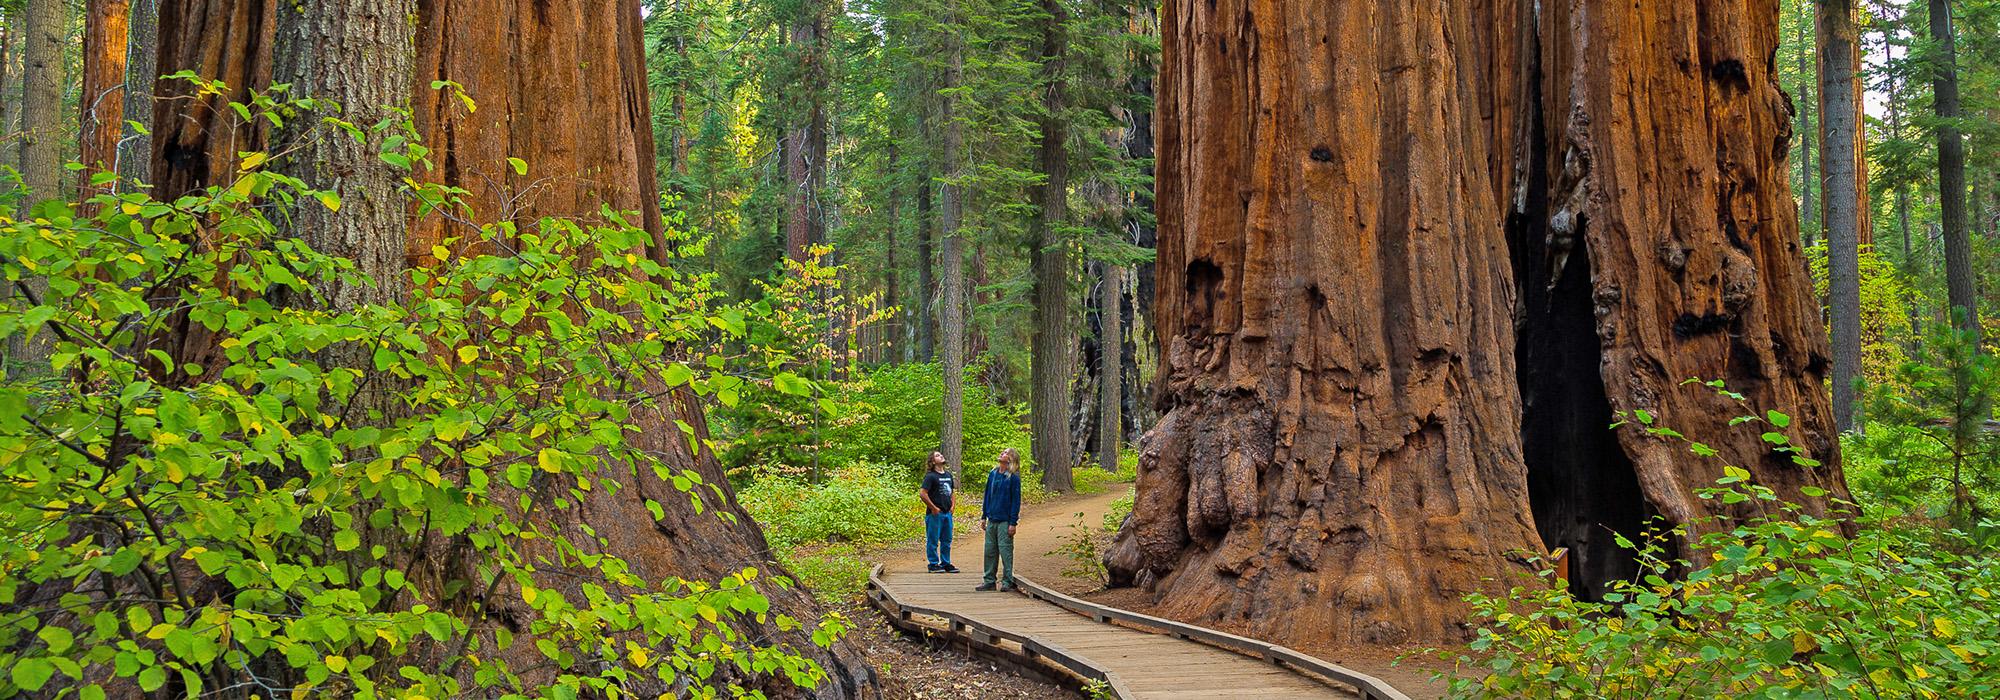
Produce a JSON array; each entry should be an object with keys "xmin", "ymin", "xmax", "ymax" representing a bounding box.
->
[{"xmin": 997, "ymin": 448, "xmax": 1020, "ymax": 468}]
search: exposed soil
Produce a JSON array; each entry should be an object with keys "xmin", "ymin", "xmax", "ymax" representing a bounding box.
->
[{"xmin": 835, "ymin": 598, "xmax": 1071, "ymax": 699}]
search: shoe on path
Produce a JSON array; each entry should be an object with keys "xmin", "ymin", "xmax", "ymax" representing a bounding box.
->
[
  {"xmin": 927, "ymin": 564, "xmax": 941, "ymax": 573},
  {"xmin": 974, "ymin": 583, "xmax": 997, "ymax": 592},
  {"xmin": 942, "ymin": 564, "xmax": 960, "ymax": 573},
  {"xmin": 997, "ymin": 582, "xmax": 1016, "ymax": 593}
]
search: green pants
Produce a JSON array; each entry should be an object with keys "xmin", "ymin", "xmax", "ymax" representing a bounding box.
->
[{"xmin": 983, "ymin": 519, "xmax": 1016, "ymax": 586}]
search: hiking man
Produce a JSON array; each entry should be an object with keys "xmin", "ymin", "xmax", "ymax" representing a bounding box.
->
[
  {"xmin": 919, "ymin": 451, "xmax": 959, "ymax": 573},
  {"xmin": 976, "ymin": 448, "xmax": 1022, "ymax": 592}
]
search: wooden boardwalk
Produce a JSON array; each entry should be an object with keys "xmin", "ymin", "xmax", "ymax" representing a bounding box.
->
[{"xmin": 867, "ymin": 564, "xmax": 1409, "ymax": 700}]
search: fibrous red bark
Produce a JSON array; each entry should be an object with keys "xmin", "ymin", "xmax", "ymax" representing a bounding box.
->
[
  {"xmin": 1107, "ymin": 0, "xmax": 1544, "ymax": 645},
  {"xmin": 148, "ymin": 2, "xmax": 875, "ymax": 694},
  {"xmin": 1109, "ymin": 0, "xmax": 1850, "ymax": 646}
]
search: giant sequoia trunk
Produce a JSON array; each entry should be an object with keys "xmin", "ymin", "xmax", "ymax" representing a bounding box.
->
[
  {"xmin": 148, "ymin": 1, "xmax": 875, "ymax": 695},
  {"xmin": 1108, "ymin": 0, "xmax": 1850, "ymax": 646}
]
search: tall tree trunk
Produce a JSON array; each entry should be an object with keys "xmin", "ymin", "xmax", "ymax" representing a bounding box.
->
[
  {"xmin": 270, "ymin": 0, "xmax": 414, "ymax": 318},
  {"xmin": 118, "ymin": 0, "xmax": 159, "ymax": 187},
  {"xmin": 884, "ymin": 145, "xmax": 902, "ymax": 362},
  {"xmin": 1794, "ymin": 8, "xmax": 1816, "ymax": 249},
  {"xmin": 938, "ymin": 3, "xmax": 966, "ymax": 473},
  {"xmin": 783, "ymin": 0, "xmax": 829, "ymax": 262},
  {"xmin": 1929, "ymin": 0, "xmax": 1978, "ymax": 341},
  {"xmin": 1031, "ymin": 0, "xmax": 1074, "ymax": 492},
  {"xmin": 0, "ymin": 16, "xmax": 14, "ymax": 173},
  {"xmin": 16, "ymin": 0, "xmax": 65, "ymax": 200},
  {"xmin": 1818, "ymin": 0, "xmax": 1864, "ymax": 432},
  {"xmin": 916, "ymin": 151, "xmax": 935, "ymax": 362},
  {"xmin": 80, "ymin": 0, "xmax": 133, "ymax": 203},
  {"xmin": 148, "ymin": 2, "xmax": 876, "ymax": 694},
  {"xmin": 1109, "ymin": 0, "xmax": 1849, "ymax": 647},
  {"xmin": 9, "ymin": 0, "xmax": 69, "ymax": 372},
  {"xmin": 1519, "ymin": 0, "xmax": 1849, "ymax": 584},
  {"xmin": 1123, "ymin": 0, "xmax": 1158, "ymax": 342},
  {"xmin": 1106, "ymin": 0, "xmax": 1544, "ymax": 646},
  {"xmin": 1099, "ymin": 262, "xmax": 1122, "ymax": 473},
  {"xmin": 1887, "ymin": 30, "xmax": 1920, "ymax": 343}
]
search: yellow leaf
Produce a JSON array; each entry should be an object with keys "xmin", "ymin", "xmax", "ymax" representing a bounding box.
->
[
  {"xmin": 537, "ymin": 449, "xmax": 562, "ymax": 473},
  {"xmin": 627, "ymin": 645, "xmax": 651, "ymax": 668},
  {"xmin": 432, "ymin": 245, "xmax": 452, "ymax": 262},
  {"xmin": 120, "ymin": 202, "xmax": 142, "ymax": 216},
  {"xmin": 315, "ymin": 192, "xmax": 342, "ymax": 213},
  {"xmin": 325, "ymin": 655, "xmax": 347, "ymax": 673},
  {"xmin": 238, "ymin": 152, "xmax": 269, "ymax": 171},
  {"xmin": 457, "ymin": 346, "xmax": 480, "ymax": 364},
  {"xmin": 1934, "ymin": 618, "xmax": 1956, "ymax": 639}
]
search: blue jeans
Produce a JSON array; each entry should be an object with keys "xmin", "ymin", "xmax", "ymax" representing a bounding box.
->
[{"xmin": 925, "ymin": 512, "xmax": 954, "ymax": 567}]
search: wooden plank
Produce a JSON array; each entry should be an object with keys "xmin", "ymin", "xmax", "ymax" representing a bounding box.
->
[{"xmin": 870, "ymin": 564, "xmax": 1392, "ymax": 700}]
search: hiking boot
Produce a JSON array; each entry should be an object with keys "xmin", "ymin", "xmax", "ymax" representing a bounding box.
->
[
  {"xmin": 974, "ymin": 583, "xmax": 997, "ymax": 592},
  {"xmin": 941, "ymin": 564, "xmax": 960, "ymax": 573},
  {"xmin": 927, "ymin": 564, "xmax": 941, "ymax": 573},
  {"xmin": 997, "ymin": 582, "xmax": 1016, "ymax": 593}
]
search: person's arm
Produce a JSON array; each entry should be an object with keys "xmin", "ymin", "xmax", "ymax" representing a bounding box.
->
[
  {"xmin": 980, "ymin": 474, "xmax": 995, "ymax": 527},
  {"xmin": 1006, "ymin": 475, "xmax": 1022, "ymax": 532},
  {"xmin": 918, "ymin": 476, "xmax": 939, "ymax": 514}
]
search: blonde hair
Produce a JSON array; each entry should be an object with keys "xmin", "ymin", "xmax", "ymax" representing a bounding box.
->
[{"xmin": 998, "ymin": 448, "xmax": 1020, "ymax": 466}]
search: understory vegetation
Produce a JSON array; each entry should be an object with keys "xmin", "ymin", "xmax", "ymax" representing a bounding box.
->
[{"xmin": 1449, "ymin": 392, "xmax": 2000, "ymax": 698}]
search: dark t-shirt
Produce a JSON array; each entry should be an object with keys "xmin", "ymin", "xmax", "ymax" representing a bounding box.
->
[{"xmin": 921, "ymin": 470, "xmax": 956, "ymax": 513}]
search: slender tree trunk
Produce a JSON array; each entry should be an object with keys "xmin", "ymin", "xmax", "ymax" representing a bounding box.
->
[
  {"xmin": 937, "ymin": 0, "xmax": 967, "ymax": 474},
  {"xmin": 1124, "ymin": 0, "xmax": 1158, "ymax": 342},
  {"xmin": 1887, "ymin": 31, "xmax": 1920, "ymax": 343},
  {"xmin": 1795, "ymin": 9, "xmax": 1817, "ymax": 249},
  {"xmin": 1031, "ymin": 0, "xmax": 1074, "ymax": 492},
  {"xmin": 118, "ymin": 0, "xmax": 158, "ymax": 187},
  {"xmin": 8, "ymin": 0, "xmax": 69, "ymax": 372},
  {"xmin": 884, "ymin": 145, "xmax": 901, "ymax": 362},
  {"xmin": 16, "ymin": 0, "xmax": 65, "ymax": 200},
  {"xmin": 916, "ymin": 152, "xmax": 935, "ymax": 362},
  {"xmin": 1099, "ymin": 262, "xmax": 1122, "ymax": 473},
  {"xmin": 1818, "ymin": 0, "xmax": 1864, "ymax": 432},
  {"xmin": 783, "ymin": 0, "xmax": 829, "ymax": 262},
  {"xmin": 80, "ymin": 0, "xmax": 133, "ymax": 203},
  {"xmin": 1929, "ymin": 0, "xmax": 1978, "ymax": 341},
  {"xmin": 0, "ymin": 17, "xmax": 13, "ymax": 173}
]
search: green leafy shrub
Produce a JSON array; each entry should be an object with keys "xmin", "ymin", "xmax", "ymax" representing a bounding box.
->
[
  {"xmin": 818, "ymin": 361, "xmax": 1032, "ymax": 492},
  {"xmin": 774, "ymin": 544, "xmax": 875, "ymax": 602},
  {"xmin": 1104, "ymin": 487, "xmax": 1135, "ymax": 532},
  {"xmin": 1449, "ymin": 403, "xmax": 2000, "ymax": 698},
  {"xmin": 1074, "ymin": 449, "xmax": 1138, "ymax": 494},
  {"xmin": 738, "ymin": 462, "xmax": 923, "ymax": 551},
  {"xmin": 0, "ymin": 113, "xmax": 839, "ymax": 697},
  {"xmin": 1450, "ymin": 500, "xmax": 2000, "ymax": 699},
  {"xmin": 1053, "ymin": 513, "xmax": 1109, "ymax": 586},
  {"xmin": 1847, "ymin": 324, "xmax": 1999, "ymax": 521},
  {"xmin": 710, "ymin": 248, "xmax": 890, "ymax": 481}
]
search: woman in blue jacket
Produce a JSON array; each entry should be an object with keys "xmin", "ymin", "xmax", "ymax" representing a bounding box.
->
[{"xmin": 976, "ymin": 448, "xmax": 1023, "ymax": 592}]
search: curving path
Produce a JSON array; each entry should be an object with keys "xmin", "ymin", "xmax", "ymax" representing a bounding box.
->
[{"xmin": 868, "ymin": 562, "xmax": 1410, "ymax": 700}]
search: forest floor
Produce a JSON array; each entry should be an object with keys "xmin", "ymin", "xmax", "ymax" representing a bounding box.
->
[{"xmin": 855, "ymin": 480, "xmax": 1466, "ymax": 699}]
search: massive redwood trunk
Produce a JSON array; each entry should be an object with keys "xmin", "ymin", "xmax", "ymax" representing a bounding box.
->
[
  {"xmin": 1109, "ymin": 0, "xmax": 1849, "ymax": 646},
  {"xmin": 1106, "ymin": 0, "xmax": 1544, "ymax": 646},
  {"xmin": 148, "ymin": 2, "xmax": 875, "ymax": 695}
]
